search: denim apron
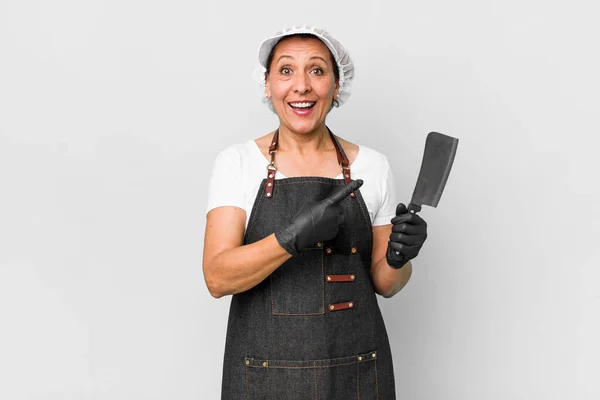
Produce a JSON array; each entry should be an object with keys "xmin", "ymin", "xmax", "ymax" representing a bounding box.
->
[{"xmin": 221, "ymin": 128, "xmax": 396, "ymax": 399}]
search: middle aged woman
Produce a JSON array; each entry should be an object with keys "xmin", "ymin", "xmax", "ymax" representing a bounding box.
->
[{"xmin": 203, "ymin": 26, "xmax": 428, "ymax": 399}]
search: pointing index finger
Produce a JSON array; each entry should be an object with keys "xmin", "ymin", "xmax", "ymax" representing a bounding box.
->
[{"xmin": 324, "ymin": 179, "xmax": 364, "ymax": 205}]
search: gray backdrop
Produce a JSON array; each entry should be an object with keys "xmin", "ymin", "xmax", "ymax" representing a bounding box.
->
[{"xmin": 1, "ymin": 0, "xmax": 598, "ymax": 399}]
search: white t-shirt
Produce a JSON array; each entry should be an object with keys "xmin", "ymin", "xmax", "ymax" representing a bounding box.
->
[{"xmin": 206, "ymin": 140, "xmax": 399, "ymax": 229}]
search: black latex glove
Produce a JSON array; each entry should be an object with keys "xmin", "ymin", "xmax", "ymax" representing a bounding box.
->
[
  {"xmin": 386, "ymin": 203, "xmax": 428, "ymax": 268},
  {"xmin": 276, "ymin": 179, "xmax": 364, "ymax": 256}
]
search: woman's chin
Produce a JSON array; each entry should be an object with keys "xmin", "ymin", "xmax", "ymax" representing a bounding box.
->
[
  {"xmin": 281, "ymin": 116, "xmax": 327, "ymax": 135},
  {"xmin": 286, "ymin": 123, "xmax": 323, "ymax": 136}
]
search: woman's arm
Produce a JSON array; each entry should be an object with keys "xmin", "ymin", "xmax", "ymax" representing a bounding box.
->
[
  {"xmin": 202, "ymin": 181, "xmax": 361, "ymax": 298},
  {"xmin": 370, "ymin": 224, "xmax": 413, "ymax": 298},
  {"xmin": 202, "ymin": 206, "xmax": 291, "ymax": 298}
]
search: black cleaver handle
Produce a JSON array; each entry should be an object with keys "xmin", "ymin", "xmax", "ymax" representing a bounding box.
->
[{"xmin": 408, "ymin": 203, "xmax": 422, "ymax": 214}]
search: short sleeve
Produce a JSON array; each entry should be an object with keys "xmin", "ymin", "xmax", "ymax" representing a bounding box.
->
[
  {"xmin": 372, "ymin": 155, "xmax": 398, "ymax": 226},
  {"xmin": 205, "ymin": 147, "xmax": 244, "ymax": 214}
]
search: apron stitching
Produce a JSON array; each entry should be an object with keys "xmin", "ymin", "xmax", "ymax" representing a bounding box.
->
[
  {"xmin": 267, "ymin": 361, "xmax": 270, "ymax": 400},
  {"xmin": 354, "ymin": 190, "xmax": 373, "ymax": 243},
  {"xmin": 313, "ymin": 361, "xmax": 317, "ymax": 400},
  {"xmin": 272, "ymin": 312, "xmax": 325, "ymax": 316},
  {"xmin": 271, "ymin": 251, "xmax": 325, "ymax": 316},
  {"xmin": 246, "ymin": 181, "xmax": 265, "ymax": 237},
  {"xmin": 246, "ymin": 359, "xmax": 375, "ymax": 369},
  {"xmin": 356, "ymin": 358, "xmax": 360, "ymax": 399},
  {"xmin": 321, "ymin": 251, "xmax": 325, "ymax": 313},
  {"xmin": 375, "ymin": 358, "xmax": 380, "ymax": 400},
  {"xmin": 270, "ymin": 275, "xmax": 275, "ymax": 315},
  {"xmin": 245, "ymin": 362, "xmax": 248, "ymax": 400},
  {"xmin": 275, "ymin": 180, "xmax": 347, "ymax": 185}
]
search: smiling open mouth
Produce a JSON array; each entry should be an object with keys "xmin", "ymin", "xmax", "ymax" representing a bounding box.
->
[{"xmin": 289, "ymin": 101, "xmax": 316, "ymax": 110}]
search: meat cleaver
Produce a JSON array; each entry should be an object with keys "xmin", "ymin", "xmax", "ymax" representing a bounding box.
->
[{"xmin": 407, "ymin": 132, "xmax": 459, "ymax": 214}]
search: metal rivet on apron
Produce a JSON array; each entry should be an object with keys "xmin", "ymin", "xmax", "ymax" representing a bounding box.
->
[
  {"xmin": 262, "ymin": 361, "xmax": 268, "ymax": 367},
  {"xmin": 329, "ymin": 305, "xmax": 335, "ymax": 311},
  {"xmin": 268, "ymin": 173, "xmax": 274, "ymax": 179},
  {"xmin": 395, "ymin": 251, "xmax": 400, "ymax": 255},
  {"xmin": 372, "ymin": 353, "xmax": 377, "ymax": 358},
  {"xmin": 350, "ymin": 275, "xmax": 355, "ymax": 281},
  {"xmin": 245, "ymin": 360, "xmax": 250, "ymax": 365},
  {"xmin": 266, "ymin": 192, "xmax": 272, "ymax": 197},
  {"xmin": 357, "ymin": 356, "xmax": 363, "ymax": 361},
  {"xmin": 326, "ymin": 248, "xmax": 332, "ymax": 255},
  {"xmin": 345, "ymin": 173, "xmax": 349, "ymax": 178},
  {"xmin": 267, "ymin": 182, "xmax": 272, "ymax": 187},
  {"xmin": 350, "ymin": 192, "xmax": 356, "ymax": 198},
  {"xmin": 348, "ymin": 302, "xmax": 354, "ymax": 308},
  {"xmin": 351, "ymin": 246, "xmax": 357, "ymax": 254},
  {"xmin": 316, "ymin": 242, "xmax": 323, "ymax": 248},
  {"xmin": 326, "ymin": 276, "xmax": 332, "ymax": 282}
]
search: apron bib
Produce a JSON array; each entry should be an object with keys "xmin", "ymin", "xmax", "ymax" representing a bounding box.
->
[{"xmin": 221, "ymin": 129, "xmax": 396, "ymax": 399}]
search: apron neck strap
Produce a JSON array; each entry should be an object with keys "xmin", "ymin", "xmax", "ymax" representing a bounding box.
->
[
  {"xmin": 268, "ymin": 127, "xmax": 350, "ymax": 165},
  {"xmin": 264, "ymin": 126, "xmax": 355, "ymax": 199}
]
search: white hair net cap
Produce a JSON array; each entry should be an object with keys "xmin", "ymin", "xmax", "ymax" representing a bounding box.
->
[{"xmin": 253, "ymin": 25, "xmax": 355, "ymax": 112}]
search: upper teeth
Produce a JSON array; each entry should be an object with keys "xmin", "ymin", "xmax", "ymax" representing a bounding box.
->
[{"xmin": 290, "ymin": 102, "xmax": 314, "ymax": 108}]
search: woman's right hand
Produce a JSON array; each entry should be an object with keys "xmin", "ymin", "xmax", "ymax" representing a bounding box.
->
[{"xmin": 275, "ymin": 179, "xmax": 363, "ymax": 256}]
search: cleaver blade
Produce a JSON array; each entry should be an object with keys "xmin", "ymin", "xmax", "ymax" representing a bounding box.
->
[{"xmin": 408, "ymin": 132, "xmax": 459, "ymax": 214}]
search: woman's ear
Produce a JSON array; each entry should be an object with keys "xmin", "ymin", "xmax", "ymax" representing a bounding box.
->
[
  {"xmin": 265, "ymin": 73, "xmax": 272, "ymax": 99},
  {"xmin": 333, "ymin": 79, "xmax": 339, "ymax": 100}
]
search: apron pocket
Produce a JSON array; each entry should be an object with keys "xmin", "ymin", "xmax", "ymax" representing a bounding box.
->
[
  {"xmin": 270, "ymin": 249, "xmax": 324, "ymax": 315},
  {"xmin": 245, "ymin": 350, "xmax": 379, "ymax": 400}
]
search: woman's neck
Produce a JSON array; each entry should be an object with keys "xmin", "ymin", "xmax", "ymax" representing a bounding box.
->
[{"xmin": 277, "ymin": 125, "xmax": 333, "ymax": 155}]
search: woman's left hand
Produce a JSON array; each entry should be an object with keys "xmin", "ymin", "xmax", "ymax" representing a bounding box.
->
[{"xmin": 386, "ymin": 203, "xmax": 428, "ymax": 268}]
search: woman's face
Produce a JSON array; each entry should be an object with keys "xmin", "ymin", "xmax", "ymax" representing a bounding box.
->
[{"xmin": 265, "ymin": 36, "xmax": 339, "ymax": 136}]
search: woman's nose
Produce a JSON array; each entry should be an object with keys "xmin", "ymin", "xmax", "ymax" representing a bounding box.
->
[{"xmin": 292, "ymin": 72, "xmax": 311, "ymax": 94}]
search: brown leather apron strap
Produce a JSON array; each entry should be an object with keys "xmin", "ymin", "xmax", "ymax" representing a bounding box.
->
[
  {"xmin": 328, "ymin": 301, "xmax": 355, "ymax": 312},
  {"xmin": 326, "ymin": 127, "xmax": 351, "ymax": 181},
  {"xmin": 326, "ymin": 274, "xmax": 356, "ymax": 283},
  {"xmin": 326, "ymin": 127, "xmax": 356, "ymax": 198},
  {"xmin": 265, "ymin": 129, "xmax": 279, "ymax": 198},
  {"xmin": 264, "ymin": 127, "xmax": 355, "ymax": 199}
]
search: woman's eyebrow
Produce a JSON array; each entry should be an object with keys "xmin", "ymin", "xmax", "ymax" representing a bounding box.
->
[
  {"xmin": 275, "ymin": 55, "xmax": 329, "ymax": 64},
  {"xmin": 309, "ymin": 56, "xmax": 328, "ymax": 64},
  {"xmin": 276, "ymin": 55, "xmax": 294, "ymax": 62}
]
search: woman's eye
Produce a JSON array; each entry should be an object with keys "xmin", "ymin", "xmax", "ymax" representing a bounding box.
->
[
  {"xmin": 311, "ymin": 68, "xmax": 324, "ymax": 75},
  {"xmin": 280, "ymin": 67, "xmax": 292, "ymax": 75}
]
